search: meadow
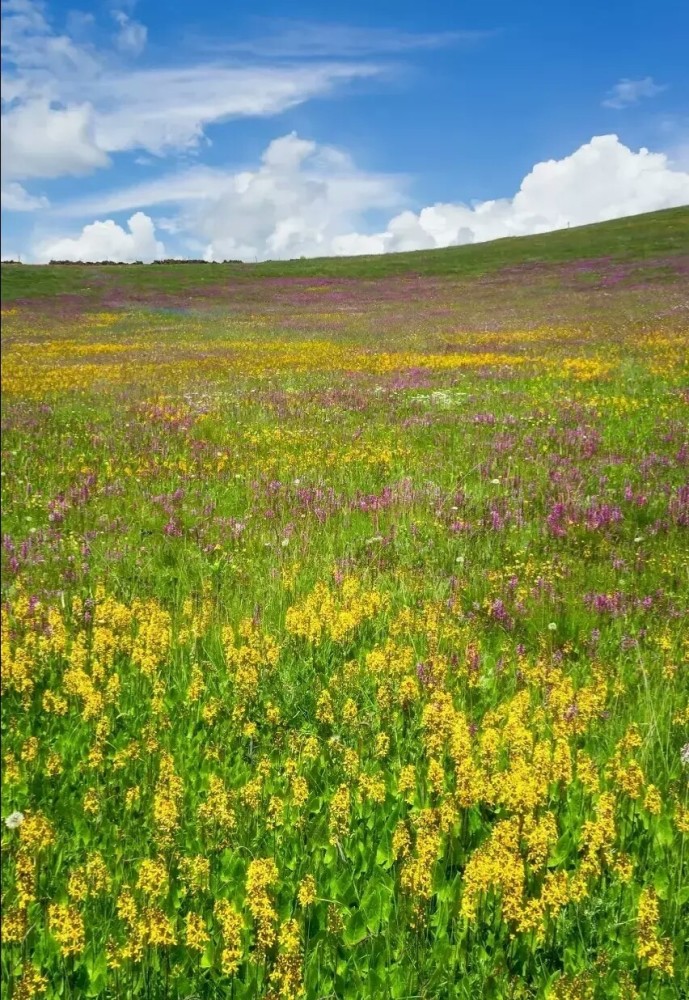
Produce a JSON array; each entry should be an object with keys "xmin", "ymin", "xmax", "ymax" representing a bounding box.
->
[{"xmin": 1, "ymin": 208, "xmax": 688, "ymax": 999}]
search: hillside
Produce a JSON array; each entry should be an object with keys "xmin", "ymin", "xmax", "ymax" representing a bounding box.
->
[{"xmin": 1, "ymin": 206, "xmax": 687, "ymax": 303}]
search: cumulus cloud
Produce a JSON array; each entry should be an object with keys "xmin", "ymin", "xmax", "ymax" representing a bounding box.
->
[
  {"xmin": 35, "ymin": 211, "xmax": 166, "ymax": 262},
  {"xmin": 1, "ymin": 100, "xmax": 109, "ymax": 180},
  {"xmin": 602, "ymin": 77, "xmax": 667, "ymax": 109},
  {"xmin": 44, "ymin": 133, "xmax": 689, "ymax": 262},
  {"xmin": 363, "ymin": 134, "xmax": 689, "ymax": 254},
  {"xmin": 50, "ymin": 132, "xmax": 406, "ymax": 261},
  {"xmin": 197, "ymin": 134, "xmax": 406, "ymax": 261}
]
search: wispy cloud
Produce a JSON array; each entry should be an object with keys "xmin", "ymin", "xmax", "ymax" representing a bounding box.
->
[
  {"xmin": 602, "ymin": 76, "xmax": 667, "ymax": 109},
  {"xmin": 1, "ymin": 0, "xmax": 493, "ymax": 234},
  {"xmin": 112, "ymin": 9, "xmax": 147, "ymax": 57},
  {"xmin": 88, "ymin": 63, "xmax": 383, "ymax": 156},
  {"xmin": 49, "ymin": 131, "xmax": 407, "ymax": 222},
  {"xmin": 1, "ymin": 1, "xmax": 386, "ymax": 188},
  {"xmin": 206, "ymin": 19, "xmax": 491, "ymax": 58}
]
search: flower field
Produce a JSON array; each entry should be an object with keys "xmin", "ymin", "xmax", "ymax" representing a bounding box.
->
[{"xmin": 1, "ymin": 229, "xmax": 688, "ymax": 998}]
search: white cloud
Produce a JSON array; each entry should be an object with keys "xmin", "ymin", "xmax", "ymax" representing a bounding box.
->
[
  {"xmin": 329, "ymin": 135, "xmax": 689, "ymax": 256},
  {"xmin": 1, "ymin": 1, "xmax": 488, "ymax": 228},
  {"xmin": 1, "ymin": 0, "xmax": 103, "ymax": 98},
  {"xmin": 89, "ymin": 63, "xmax": 382, "ymax": 156},
  {"xmin": 46, "ymin": 132, "xmax": 406, "ymax": 261},
  {"xmin": 66, "ymin": 10, "xmax": 96, "ymax": 38},
  {"xmin": 57, "ymin": 132, "xmax": 404, "ymax": 214},
  {"xmin": 1, "ymin": 99, "xmax": 109, "ymax": 180},
  {"xmin": 196, "ymin": 134, "xmax": 405, "ymax": 261},
  {"xmin": 1, "ymin": 180, "xmax": 48, "ymax": 210},
  {"xmin": 1, "ymin": 0, "xmax": 385, "ymax": 182},
  {"xmin": 602, "ymin": 77, "xmax": 667, "ymax": 109},
  {"xmin": 367, "ymin": 134, "xmax": 689, "ymax": 253},
  {"xmin": 42, "ymin": 132, "xmax": 689, "ymax": 262},
  {"xmin": 4, "ymin": 7, "xmax": 685, "ymax": 264},
  {"xmin": 35, "ymin": 211, "xmax": 166, "ymax": 262},
  {"xmin": 212, "ymin": 20, "xmax": 489, "ymax": 58},
  {"xmin": 112, "ymin": 10, "xmax": 147, "ymax": 57}
]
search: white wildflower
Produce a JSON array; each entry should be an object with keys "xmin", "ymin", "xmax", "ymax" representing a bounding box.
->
[{"xmin": 5, "ymin": 811, "xmax": 24, "ymax": 830}]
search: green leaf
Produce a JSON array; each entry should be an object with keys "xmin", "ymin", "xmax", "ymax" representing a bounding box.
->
[
  {"xmin": 343, "ymin": 908, "xmax": 368, "ymax": 947},
  {"xmin": 331, "ymin": 871, "xmax": 355, "ymax": 903},
  {"xmin": 653, "ymin": 870, "xmax": 670, "ymax": 899},
  {"xmin": 375, "ymin": 832, "xmax": 393, "ymax": 868},
  {"xmin": 361, "ymin": 879, "xmax": 392, "ymax": 935},
  {"xmin": 362, "ymin": 885, "xmax": 383, "ymax": 934},
  {"xmin": 655, "ymin": 816, "xmax": 674, "ymax": 848},
  {"xmin": 676, "ymin": 884, "xmax": 689, "ymax": 906},
  {"xmin": 84, "ymin": 948, "xmax": 107, "ymax": 997},
  {"xmin": 548, "ymin": 831, "xmax": 575, "ymax": 867}
]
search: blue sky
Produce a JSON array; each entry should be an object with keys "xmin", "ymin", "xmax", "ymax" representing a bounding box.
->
[{"xmin": 2, "ymin": 0, "xmax": 688, "ymax": 261}]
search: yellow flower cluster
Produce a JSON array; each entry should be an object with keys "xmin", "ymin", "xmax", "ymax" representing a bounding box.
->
[
  {"xmin": 328, "ymin": 784, "xmax": 351, "ymax": 845},
  {"xmin": 131, "ymin": 600, "xmax": 171, "ymax": 678},
  {"xmin": 245, "ymin": 858, "xmax": 280, "ymax": 956},
  {"xmin": 223, "ymin": 619, "xmax": 280, "ymax": 712},
  {"xmin": 214, "ymin": 900, "xmax": 244, "ymax": 974},
  {"xmin": 48, "ymin": 903, "xmax": 85, "ymax": 957},
  {"xmin": 12, "ymin": 964, "xmax": 48, "ymax": 1000},
  {"xmin": 636, "ymin": 888, "xmax": 674, "ymax": 976},
  {"xmin": 267, "ymin": 919, "xmax": 303, "ymax": 999},
  {"xmin": 152, "ymin": 752, "xmax": 184, "ymax": 846},
  {"xmin": 297, "ymin": 875, "xmax": 317, "ymax": 907},
  {"xmin": 184, "ymin": 912, "xmax": 209, "ymax": 953},
  {"xmin": 136, "ymin": 858, "xmax": 169, "ymax": 897},
  {"xmin": 400, "ymin": 809, "xmax": 442, "ymax": 925},
  {"xmin": 178, "ymin": 855, "xmax": 211, "ymax": 895},
  {"xmin": 286, "ymin": 576, "xmax": 389, "ymax": 646},
  {"xmin": 198, "ymin": 775, "xmax": 237, "ymax": 841},
  {"xmin": 68, "ymin": 852, "xmax": 111, "ymax": 902}
]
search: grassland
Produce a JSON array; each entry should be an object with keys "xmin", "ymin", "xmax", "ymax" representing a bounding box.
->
[
  {"xmin": 1, "ymin": 209, "xmax": 688, "ymax": 999},
  {"xmin": 3, "ymin": 206, "xmax": 688, "ymax": 300}
]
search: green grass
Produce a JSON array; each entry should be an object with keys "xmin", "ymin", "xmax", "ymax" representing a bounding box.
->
[
  {"xmin": 2, "ymin": 206, "xmax": 687, "ymax": 301},
  {"xmin": 1, "ymin": 216, "xmax": 688, "ymax": 1000}
]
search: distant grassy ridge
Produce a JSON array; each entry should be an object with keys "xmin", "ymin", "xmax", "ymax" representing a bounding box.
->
[{"xmin": 1, "ymin": 206, "xmax": 687, "ymax": 301}]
